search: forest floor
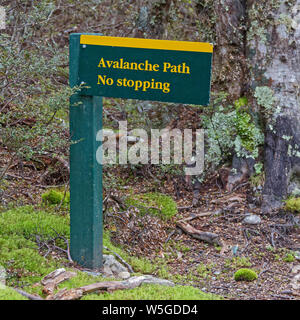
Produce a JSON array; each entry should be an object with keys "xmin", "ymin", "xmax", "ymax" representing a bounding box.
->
[{"xmin": 1, "ymin": 146, "xmax": 299, "ymax": 300}]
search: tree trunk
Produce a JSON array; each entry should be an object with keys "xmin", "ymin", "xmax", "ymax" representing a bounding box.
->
[
  {"xmin": 214, "ymin": 1, "xmax": 300, "ymax": 211},
  {"xmin": 214, "ymin": 0, "xmax": 247, "ymax": 99},
  {"xmin": 246, "ymin": 0, "xmax": 300, "ymax": 211},
  {"xmin": 134, "ymin": 0, "xmax": 172, "ymax": 39}
]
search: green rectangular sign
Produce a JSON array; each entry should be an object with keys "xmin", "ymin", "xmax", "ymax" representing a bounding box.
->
[
  {"xmin": 69, "ymin": 33, "xmax": 213, "ymax": 269},
  {"xmin": 77, "ymin": 35, "xmax": 213, "ymax": 105}
]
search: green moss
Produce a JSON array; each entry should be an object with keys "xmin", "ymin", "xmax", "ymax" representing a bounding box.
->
[
  {"xmin": 57, "ymin": 271, "xmax": 115, "ymax": 292},
  {"xmin": 195, "ymin": 262, "xmax": 214, "ymax": 280},
  {"xmin": 0, "ymin": 205, "xmax": 221, "ymax": 300},
  {"xmin": 0, "ymin": 287, "xmax": 28, "ymax": 300},
  {"xmin": 125, "ymin": 192, "xmax": 177, "ymax": 220},
  {"xmin": 285, "ymin": 197, "xmax": 300, "ymax": 214},
  {"xmin": 283, "ymin": 253, "xmax": 295, "ymax": 263},
  {"xmin": 234, "ymin": 268, "xmax": 258, "ymax": 282},
  {"xmin": 225, "ymin": 256, "xmax": 252, "ymax": 269},
  {"xmin": 81, "ymin": 284, "xmax": 222, "ymax": 300},
  {"xmin": 41, "ymin": 189, "xmax": 70, "ymax": 205},
  {"xmin": 0, "ymin": 206, "xmax": 69, "ymax": 287},
  {"xmin": 0, "ymin": 206, "xmax": 70, "ymax": 240}
]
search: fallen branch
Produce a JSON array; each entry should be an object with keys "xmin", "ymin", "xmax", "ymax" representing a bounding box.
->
[
  {"xmin": 177, "ymin": 211, "xmax": 214, "ymax": 223},
  {"xmin": 41, "ymin": 268, "xmax": 77, "ymax": 295},
  {"xmin": 13, "ymin": 288, "xmax": 44, "ymax": 300},
  {"xmin": 176, "ymin": 221, "xmax": 221, "ymax": 246},
  {"xmin": 47, "ymin": 276, "xmax": 174, "ymax": 300}
]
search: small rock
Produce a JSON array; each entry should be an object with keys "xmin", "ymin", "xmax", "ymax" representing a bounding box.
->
[
  {"xmin": 83, "ymin": 271, "xmax": 102, "ymax": 277},
  {"xmin": 290, "ymin": 265, "xmax": 300, "ymax": 291},
  {"xmin": 126, "ymin": 275, "xmax": 174, "ymax": 287},
  {"xmin": 0, "ymin": 266, "xmax": 6, "ymax": 288},
  {"xmin": 103, "ymin": 254, "xmax": 129, "ymax": 274},
  {"xmin": 102, "ymin": 265, "xmax": 114, "ymax": 278},
  {"xmin": 291, "ymin": 265, "xmax": 300, "ymax": 274},
  {"xmin": 118, "ymin": 272, "xmax": 130, "ymax": 280},
  {"xmin": 243, "ymin": 214, "xmax": 261, "ymax": 225},
  {"xmin": 291, "ymin": 274, "xmax": 300, "ymax": 290}
]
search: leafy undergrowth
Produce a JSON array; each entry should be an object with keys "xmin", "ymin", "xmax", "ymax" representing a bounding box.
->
[{"xmin": 0, "ymin": 205, "xmax": 220, "ymax": 300}]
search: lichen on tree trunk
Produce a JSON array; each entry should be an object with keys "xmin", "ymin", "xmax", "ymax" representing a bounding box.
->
[{"xmin": 247, "ymin": 0, "xmax": 300, "ymax": 211}]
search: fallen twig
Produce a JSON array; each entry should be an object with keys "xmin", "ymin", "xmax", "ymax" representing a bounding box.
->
[
  {"xmin": 13, "ymin": 288, "xmax": 44, "ymax": 300},
  {"xmin": 47, "ymin": 276, "xmax": 173, "ymax": 300},
  {"xmin": 177, "ymin": 211, "xmax": 213, "ymax": 223},
  {"xmin": 176, "ymin": 221, "xmax": 221, "ymax": 246},
  {"xmin": 41, "ymin": 268, "xmax": 77, "ymax": 295}
]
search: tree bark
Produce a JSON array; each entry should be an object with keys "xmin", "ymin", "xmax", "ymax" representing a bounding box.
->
[
  {"xmin": 214, "ymin": 1, "xmax": 300, "ymax": 211},
  {"xmin": 214, "ymin": 0, "xmax": 248, "ymax": 99},
  {"xmin": 134, "ymin": 0, "xmax": 172, "ymax": 39},
  {"xmin": 246, "ymin": 0, "xmax": 300, "ymax": 211}
]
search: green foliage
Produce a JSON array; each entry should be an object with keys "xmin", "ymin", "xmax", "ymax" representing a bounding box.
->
[
  {"xmin": 233, "ymin": 109, "xmax": 264, "ymax": 158},
  {"xmin": 81, "ymin": 284, "xmax": 222, "ymax": 300},
  {"xmin": 234, "ymin": 268, "xmax": 258, "ymax": 282},
  {"xmin": 0, "ymin": 2, "xmax": 71, "ymax": 162},
  {"xmin": 285, "ymin": 197, "xmax": 300, "ymax": 214},
  {"xmin": 283, "ymin": 253, "xmax": 295, "ymax": 263},
  {"xmin": 125, "ymin": 192, "xmax": 177, "ymax": 220},
  {"xmin": 196, "ymin": 262, "xmax": 213, "ymax": 279},
  {"xmin": 225, "ymin": 256, "xmax": 252, "ymax": 269},
  {"xmin": 42, "ymin": 189, "xmax": 70, "ymax": 206}
]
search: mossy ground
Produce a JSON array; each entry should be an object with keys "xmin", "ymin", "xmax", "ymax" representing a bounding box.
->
[
  {"xmin": 0, "ymin": 287, "xmax": 28, "ymax": 300},
  {"xmin": 81, "ymin": 284, "xmax": 221, "ymax": 300},
  {"xmin": 125, "ymin": 192, "xmax": 177, "ymax": 220},
  {"xmin": 0, "ymin": 205, "xmax": 220, "ymax": 300}
]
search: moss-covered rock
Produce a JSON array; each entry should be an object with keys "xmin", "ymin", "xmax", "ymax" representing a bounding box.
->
[
  {"xmin": 125, "ymin": 192, "xmax": 177, "ymax": 220},
  {"xmin": 234, "ymin": 268, "xmax": 258, "ymax": 282}
]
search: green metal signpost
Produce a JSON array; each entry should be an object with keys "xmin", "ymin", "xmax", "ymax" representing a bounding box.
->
[{"xmin": 69, "ymin": 33, "xmax": 213, "ymax": 269}]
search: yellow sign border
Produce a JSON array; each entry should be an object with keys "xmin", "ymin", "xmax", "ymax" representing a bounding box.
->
[{"xmin": 80, "ymin": 35, "xmax": 213, "ymax": 53}]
